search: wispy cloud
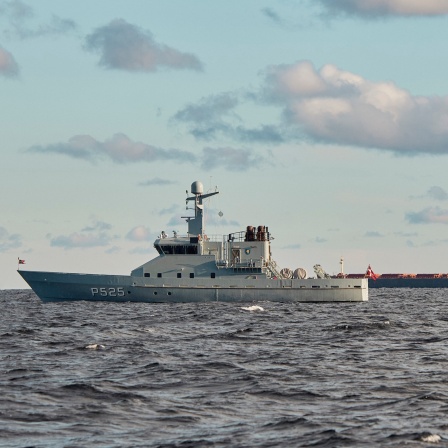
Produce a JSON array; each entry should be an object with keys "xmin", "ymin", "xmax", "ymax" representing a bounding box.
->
[
  {"xmin": 166, "ymin": 215, "xmax": 187, "ymax": 228},
  {"xmin": 173, "ymin": 93, "xmax": 284, "ymax": 143},
  {"xmin": 312, "ymin": 236, "xmax": 327, "ymax": 243},
  {"xmin": 261, "ymin": 7, "xmax": 285, "ymax": 25},
  {"xmin": 84, "ymin": 19, "xmax": 202, "ymax": 73},
  {"xmin": 406, "ymin": 207, "xmax": 448, "ymax": 225},
  {"xmin": 138, "ymin": 178, "xmax": 176, "ymax": 187},
  {"xmin": 202, "ymin": 207, "xmax": 239, "ymax": 228},
  {"xmin": 172, "ymin": 92, "xmax": 239, "ymax": 140},
  {"xmin": 27, "ymin": 133, "xmax": 197, "ymax": 164},
  {"xmin": 0, "ymin": 225, "xmax": 22, "ymax": 251},
  {"xmin": 316, "ymin": 0, "xmax": 448, "ymax": 18},
  {"xmin": 126, "ymin": 226, "xmax": 152, "ymax": 242},
  {"xmin": 27, "ymin": 134, "xmax": 268, "ymax": 172},
  {"xmin": 427, "ymin": 186, "xmax": 448, "ymax": 201},
  {"xmin": 0, "ymin": 45, "xmax": 19, "ymax": 77},
  {"xmin": 50, "ymin": 233, "xmax": 111, "ymax": 249},
  {"xmin": 262, "ymin": 60, "xmax": 448, "ymax": 155},
  {"xmin": 201, "ymin": 147, "xmax": 262, "ymax": 171},
  {"xmin": 159, "ymin": 204, "xmax": 180, "ymax": 216},
  {"xmin": 283, "ymin": 243, "xmax": 302, "ymax": 250},
  {"xmin": 364, "ymin": 231, "xmax": 384, "ymax": 237},
  {"xmin": 394, "ymin": 231, "xmax": 418, "ymax": 237},
  {"xmin": 49, "ymin": 219, "xmax": 116, "ymax": 249},
  {"xmin": 422, "ymin": 238, "xmax": 448, "ymax": 247},
  {"xmin": 81, "ymin": 221, "xmax": 112, "ymax": 232},
  {"xmin": 0, "ymin": 0, "xmax": 76, "ymax": 39}
]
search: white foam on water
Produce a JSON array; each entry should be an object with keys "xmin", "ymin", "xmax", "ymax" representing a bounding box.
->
[
  {"xmin": 241, "ymin": 305, "xmax": 264, "ymax": 312},
  {"xmin": 85, "ymin": 344, "xmax": 105, "ymax": 350},
  {"xmin": 420, "ymin": 434, "xmax": 441, "ymax": 443}
]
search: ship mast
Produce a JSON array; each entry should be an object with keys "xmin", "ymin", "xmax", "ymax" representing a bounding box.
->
[{"xmin": 183, "ymin": 181, "xmax": 219, "ymax": 237}]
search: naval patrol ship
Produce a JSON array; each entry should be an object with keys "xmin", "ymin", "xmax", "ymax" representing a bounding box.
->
[{"xmin": 18, "ymin": 181, "xmax": 368, "ymax": 303}]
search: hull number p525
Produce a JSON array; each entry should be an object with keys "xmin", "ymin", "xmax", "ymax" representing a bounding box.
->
[{"xmin": 91, "ymin": 287, "xmax": 125, "ymax": 297}]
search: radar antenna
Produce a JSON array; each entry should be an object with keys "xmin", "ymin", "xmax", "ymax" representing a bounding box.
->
[{"xmin": 313, "ymin": 264, "xmax": 331, "ymax": 279}]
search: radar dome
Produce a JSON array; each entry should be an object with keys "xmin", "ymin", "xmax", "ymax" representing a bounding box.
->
[
  {"xmin": 280, "ymin": 268, "xmax": 293, "ymax": 279},
  {"xmin": 293, "ymin": 268, "xmax": 307, "ymax": 279},
  {"xmin": 191, "ymin": 181, "xmax": 204, "ymax": 195}
]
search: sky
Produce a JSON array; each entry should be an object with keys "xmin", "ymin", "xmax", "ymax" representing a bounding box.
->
[{"xmin": 2, "ymin": 0, "xmax": 448, "ymax": 289}]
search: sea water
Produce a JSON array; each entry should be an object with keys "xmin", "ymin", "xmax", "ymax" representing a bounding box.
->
[{"xmin": 1, "ymin": 289, "xmax": 447, "ymax": 447}]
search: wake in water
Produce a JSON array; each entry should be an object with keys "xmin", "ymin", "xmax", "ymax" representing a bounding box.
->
[{"xmin": 241, "ymin": 305, "xmax": 265, "ymax": 312}]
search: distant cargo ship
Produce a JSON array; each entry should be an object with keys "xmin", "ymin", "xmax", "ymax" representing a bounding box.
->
[{"xmin": 333, "ymin": 261, "xmax": 448, "ymax": 288}]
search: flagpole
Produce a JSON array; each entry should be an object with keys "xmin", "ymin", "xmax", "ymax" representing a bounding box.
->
[{"xmin": 17, "ymin": 257, "xmax": 25, "ymax": 270}]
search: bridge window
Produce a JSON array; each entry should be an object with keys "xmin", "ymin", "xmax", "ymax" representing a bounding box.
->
[
  {"xmin": 190, "ymin": 273, "xmax": 195, "ymax": 278},
  {"xmin": 158, "ymin": 245, "xmax": 198, "ymax": 255},
  {"xmin": 160, "ymin": 245, "xmax": 174, "ymax": 255},
  {"xmin": 177, "ymin": 273, "xmax": 182, "ymax": 278}
]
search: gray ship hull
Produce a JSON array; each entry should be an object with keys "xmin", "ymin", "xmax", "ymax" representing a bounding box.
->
[{"xmin": 18, "ymin": 270, "xmax": 368, "ymax": 303}]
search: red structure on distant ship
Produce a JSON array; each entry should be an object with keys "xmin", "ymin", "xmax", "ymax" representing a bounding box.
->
[{"xmin": 335, "ymin": 261, "xmax": 448, "ymax": 288}]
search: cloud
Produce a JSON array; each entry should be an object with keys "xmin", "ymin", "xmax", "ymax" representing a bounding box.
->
[
  {"xmin": 84, "ymin": 19, "xmax": 202, "ymax": 72},
  {"xmin": 105, "ymin": 245, "xmax": 121, "ymax": 254},
  {"xmin": 0, "ymin": 0, "xmax": 76, "ymax": 39},
  {"xmin": 422, "ymin": 238, "xmax": 448, "ymax": 247},
  {"xmin": 173, "ymin": 93, "xmax": 285, "ymax": 143},
  {"xmin": 202, "ymin": 207, "xmax": 239, "ymax": 228},
  {"xmin": 262, "ymin": 60, "xmax": 448, "ymax": 154},
  {"xmin": 406, "ymin": 207, "xmax": 448, "ymax": 225},
  {"xmin": 316, "ymin": 0, "xmax": 448, "ymax": 18},
  {"xmin": 159, "ymin": 204, "xmax": 180, "ymax": 216},
  {"xmin": 364, "ymin": 231, "xmax": 384, "ymax": 237},
  {"xmin": 173, "ymin": 93, "xmax": 239, "ymax": 139},
  {"xmin": 27, "ymin": 133, "xmax": 197, "ymax": 164},
  {"xmin": 284, "ymin": 243, "xmax": 302, "ymax": 250},
  {"xmin": 126, "ymin": 226, "xmax": 152, "ymax": 242},
  {"xmin": 394, "ymin": 231, "xmax": 418, "ymax": 237},
  {"xmin": 261, "ymin": 7, "xmax": 285, "ymax": 25},
  {"xmin": 138, "ymin": 178, "xmax": 176, "ymax": 187},
  {"xmin": 0, "ymin": 226, "xmax": 22, "ymax": 251},
  {"xmin": 312, "ymin": 236, "xmax": 327, "ymax": 243},
  {"xmin": 0, "ymin": 45, "xmax": 19, "ymax": 77},
  {"xmin": 50, "ymin": 233, "xmax": 111, "ymax": 249},
  {"xmin": 129, "ymin": 246, "xmax": 153, "ymax": 255},
  {"xmin": 81, "ymin": 220, "xmax": 112, "ymax": 232},
  {"xmin": 166, "ymin": 215, "xmax": 186, "ymax": 228},
  {"xmin": 427, "ymin": 186, "xmax": 448, "ymax": 201},
  {"xmin": 201, "ymin": 147, "xmax": 262, "ymax": 171},
  {"xmin": 49, "ymin": 219, "xmax": 116, "ymax": 249}
]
